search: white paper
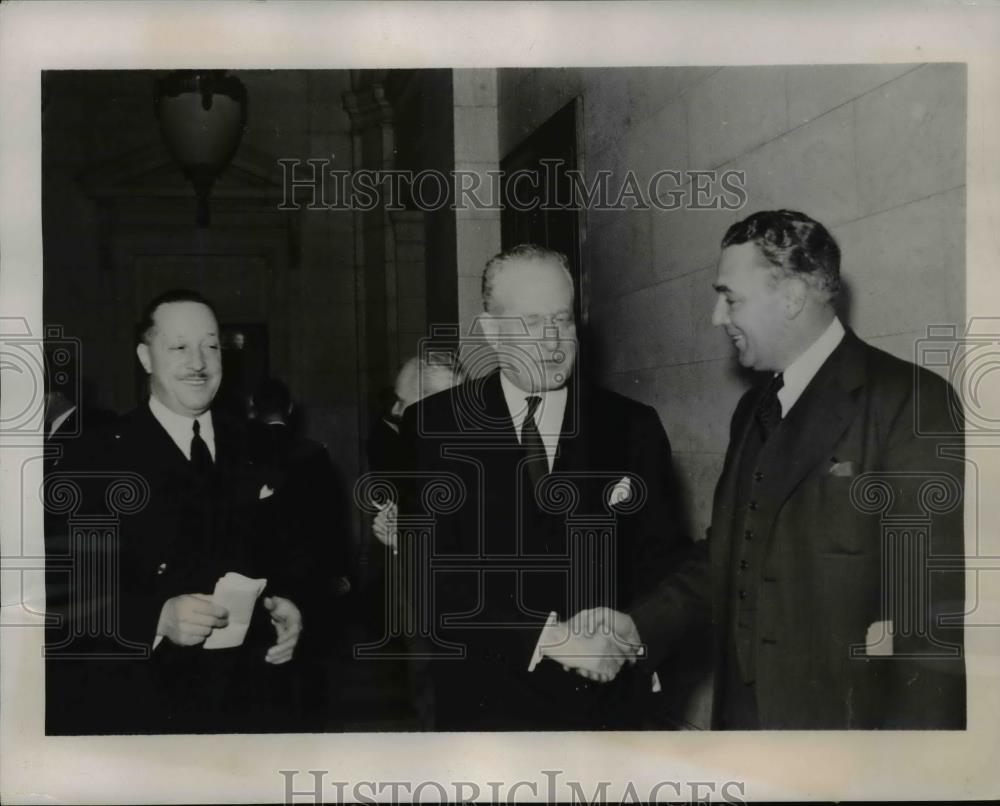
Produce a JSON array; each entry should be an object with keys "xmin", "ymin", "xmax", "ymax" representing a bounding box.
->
[{"xmin": 202, "ymin": 572, "xmax": 267, "ymax": 650}]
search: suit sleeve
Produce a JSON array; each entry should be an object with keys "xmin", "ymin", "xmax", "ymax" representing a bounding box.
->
[
  {"xmin": 625, "ymin": 404, "xmax": 693, "ymax": 594},
  {"xmin": 878, "ymin": 368, "xmax": 965, "ymax": 728},
  {"xmin": 628, "ymin": 404, "xmax": 711, "ymax": 670},
  {"xmin": 626, "ymin": 385, "xmax": 764, "ymax": 672},
  {"xmin": 48, "ymin": 429, "xmax": 164, "ymax": 656}
]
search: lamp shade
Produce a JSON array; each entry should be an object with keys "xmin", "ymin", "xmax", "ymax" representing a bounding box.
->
[{"xmin": 154, "ymin": 71, "xmax": 247, "ymax": 226}]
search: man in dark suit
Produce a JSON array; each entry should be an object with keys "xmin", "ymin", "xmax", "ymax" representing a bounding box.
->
[
  {"xmin": 398, "ymin": 244, "xmax": 692, "ymax": 730},
  {"xmin": 247, "ymin": 377, "xmax": 353, "ymax": 602},
  {"xmin": 45, "ymin": 290, "xmax": 303, "ymax": 734},
  {"xmin": 246, "ymin": 377, "xmax": 353, "ymax": 729},
  {"xmin": 631, "ymin": 209, "xmax": 965, "ymax": 729},
  {"xmin": 367, "ymin": 385, "xmax": 404, "ymax": 474}
]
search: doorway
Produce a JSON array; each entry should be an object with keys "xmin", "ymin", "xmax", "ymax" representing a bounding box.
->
[{"xmin": 500, "ymin": 99, "xmax": 583, "ymax": 322}]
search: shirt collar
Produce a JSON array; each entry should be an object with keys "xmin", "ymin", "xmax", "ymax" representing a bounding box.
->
[
  {"xmin": 147, "ymin": 394, "xmax": 215, "ymax": 460},
  {"xmin": 498, "ymin": 370, "xmax": 567, "ymax": 438},
  {"xmin": 777, "ymin": 316, "xmax": 846, "ymax": 417}
]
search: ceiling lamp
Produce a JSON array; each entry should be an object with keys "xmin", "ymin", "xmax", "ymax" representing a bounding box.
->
[{"xmin": 154, "ymin": 70, "xmax": 247, "ymax": 227}]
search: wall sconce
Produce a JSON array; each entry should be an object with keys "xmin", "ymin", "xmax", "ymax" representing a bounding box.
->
[{"xmin": 154, "ymin": 70, "xmax": 247, "ymax": 227}]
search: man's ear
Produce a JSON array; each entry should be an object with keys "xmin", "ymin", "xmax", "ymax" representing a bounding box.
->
[
  {"xmin": 136, "ymin": 342, "xmax": 152, "ymax": 374},
  {"xmin": 783, "ymin": 277, "xmax": 808, "ymax": 319}
]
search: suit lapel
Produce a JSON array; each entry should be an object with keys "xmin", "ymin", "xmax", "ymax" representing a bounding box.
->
[
  {"xmin": 461, "ymin": 371, "xmax": 521, "ymax": 445},
  {"xmin": 710, "ymin": 390, "xmax": 760, "ymax": 606},
  {"xmin": 552, "ymin": 377, "xmax": 584, "ymax": 474},
  {"xmin": 212, "ymin": 413, "xmax": 241, "ymax": 487},
  {"xmin": 757, "ymin": 330, "xmax": 867, "ymax": 530},
  {"xmin": 132, "ymin": 402, "xmax": 193, "ymax": 475}
]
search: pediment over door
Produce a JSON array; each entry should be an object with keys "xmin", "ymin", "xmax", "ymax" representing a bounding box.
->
[
  {"xmin": 77, "ymin": 141, "xmax": 286, "ymax": 202},
  {"xmin": 76, "ymin": 141, "xmax": 300, "ymax": 269}
]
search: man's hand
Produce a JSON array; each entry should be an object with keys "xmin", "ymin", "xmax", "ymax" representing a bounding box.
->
[
  {"xmin": 156, "ymin": 594, "xmax": 228, "ymax": 647},
  {"xmin": 573, "ymin": 606, "xmax": 644, "ymax": 663},
  {"xmin": 263, "ymin": 596, "xmax": 302, "ymax": 665},
  {"xmin": 547, "ymin": 608, "xmax": 644, "ymax": 683},
  {"xmin": 540, "ymin": 613, "xmax": 634, "ymax": 683},
  {"xmin": 372, "ymin": 501, "xmax": 398, "ymax": 553}
]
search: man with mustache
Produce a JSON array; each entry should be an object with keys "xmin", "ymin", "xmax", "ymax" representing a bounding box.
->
[
  {"xmin": 46, "ymin": 289, "xmax": 303, "ymax": 733},
  {"xmin": 628, "ymin": 209, "xmax": 966, "ymax": 729}
]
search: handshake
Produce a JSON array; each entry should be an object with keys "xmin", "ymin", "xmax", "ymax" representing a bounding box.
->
[{"xmin": 538, "ymin": 607, "xmax": 644, "ymax": 683}]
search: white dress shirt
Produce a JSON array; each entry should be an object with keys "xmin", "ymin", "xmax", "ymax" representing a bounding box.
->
[
  {"xmin": 498, "ymin": 371, "xmax": 567, "ymax": 471},
  {"xmin": 777, "ymin": 316, "xmax": 846, "ymax": 418},
  {"xmin": 148, "ymin": 394, "xmax": 216, "ymax": 461}
]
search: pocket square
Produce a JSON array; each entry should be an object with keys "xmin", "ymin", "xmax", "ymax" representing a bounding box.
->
[
  {"xmin": 829, "ymin": 460, "xmax": 856, "ymax": 477},
  {"xmin": 608, "ymin": 476, "xmax": 632, "ymax": 507},
  {"xmin": 258, "ymin": 484, "xmax": 275, "ymax": 500},
  {"xmin": 865, "ymin": 619, "xmax": 893, "ymax": 656}
]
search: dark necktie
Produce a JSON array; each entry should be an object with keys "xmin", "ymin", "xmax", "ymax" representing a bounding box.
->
[
  {"xmin": 756, "ymin": 373, "xmax": 785, "ymax": 441},
  {"xmin": 521, "ymin": 395, "xmax": 549, "ymax": 501},
  {"xmin": 190, "ymin": 419, "xmax": 213, "ymax": 474}
]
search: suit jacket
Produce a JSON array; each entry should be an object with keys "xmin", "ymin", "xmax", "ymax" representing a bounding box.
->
[
  {"xmin": 368, "ymin": 416, "xmax": 403, "ymax": 474},
  {"xmin": 638, "ymin": 329, "xmax": 966, "ymax": 729},
  {"xmin": 45, "ymin": 403, "xmax": 296, "ymax": 734},
  {"xmin": 398, "ymin": 370, "xmax": 691, "ymax": 730},
  {"xmin": 245, "ymin": 420, "xmax": 353, "ymax": 598}
]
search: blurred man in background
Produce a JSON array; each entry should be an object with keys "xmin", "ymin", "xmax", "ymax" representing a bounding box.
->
[{"xmin": 247, "ymin": 377, "xmax": 354, "ymax": 729}]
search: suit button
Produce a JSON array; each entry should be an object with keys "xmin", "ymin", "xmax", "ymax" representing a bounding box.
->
[
  {"xmin": 744, "ymin": 530, "xmax": 753, "ymax": 541},
  {"xmin": 156, "ymin": 563, "xmax": 167, "ymax": 575},
  {"xmin": 753, "ymin": 471, "xmax": 764, "ymax": 482},
  {"xmin": 739, "ymin": 560, "xmax": 749, "ymax": 570},
  {"xmin": 748, "ymin": 500, "xmax": 758, "ymax": 511},
  {"xmin": 738, "ymin": 590, "xmax": 748, "ymax": 600}
]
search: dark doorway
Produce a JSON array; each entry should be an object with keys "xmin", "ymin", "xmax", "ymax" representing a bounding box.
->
[
  {"xmin": 500, "ymin": 99, "xmax": 582, "ymax": 320},
  {"xmin": 216, "ymin": 322, "xmax": 269, "ymax": 418}
]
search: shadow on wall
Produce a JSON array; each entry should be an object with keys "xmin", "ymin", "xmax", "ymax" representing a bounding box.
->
[{"xmin": 835, "ymin": 275, "xmax": 854, "ymax": 334}]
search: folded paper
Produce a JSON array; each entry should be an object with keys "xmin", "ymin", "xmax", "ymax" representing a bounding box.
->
[{"xmin": 203, "ymin": 572, "xmax": 267, "ymax": 650}]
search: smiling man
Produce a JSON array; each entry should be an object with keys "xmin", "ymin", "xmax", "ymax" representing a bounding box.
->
[
  {"xmin": 46, "ymin": 289, "xmax": 304, "ymax": 734},
  {"xmin": 690, "ymin": 210, "xmax": 966, "ymax": 728},
  {"xmin": 136, "ymin": 292, "xmax": 223, "ymax": 419}
]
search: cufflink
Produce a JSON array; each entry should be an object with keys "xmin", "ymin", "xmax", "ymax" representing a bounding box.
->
[{"xmin": 156, "ymin": 562, "xmax": 167, "ymax": 575}]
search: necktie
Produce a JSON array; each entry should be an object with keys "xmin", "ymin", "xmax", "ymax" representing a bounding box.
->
[
  {"xmin": 190, "ymin": 419, "xmax": 213, "ymax": 474},
  {"xmin": 756, "ymin": 373, "xmax": 784, "ymax": 441},
  {"xmin": 521, "ymin": 395, "xmax": 549, "ymax": 500}
]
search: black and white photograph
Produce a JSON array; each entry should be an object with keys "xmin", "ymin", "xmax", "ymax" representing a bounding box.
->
[{"xmin": 2, "ymin": 1, "xmax": 999, "ymax": 803}]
